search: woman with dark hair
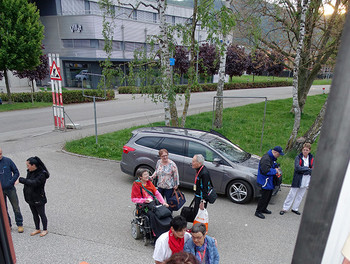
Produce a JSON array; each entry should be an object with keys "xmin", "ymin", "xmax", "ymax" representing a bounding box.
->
[
  {"xmin": 165, "ymin": 251, "xmax": 199, "ymax": 264},
  {"xmin": 19, "ymin": 156, "xmax": 50, "ymax": 237}
]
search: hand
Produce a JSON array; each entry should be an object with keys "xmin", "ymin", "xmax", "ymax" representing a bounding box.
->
[
  {"xmin": 174, "ymin": 185, "xmax": 178, "ymax": 190},
  {"xmin": 145, "ymin": 198, "xmax": 152, "ymax": 203},
  {"xmin": 15, "ymin": 179, "xmax": 19, "ymax": 185},
  {"xmin": 163, "ymin": 203, "xmax": 169, "ymax": 208},
  {"xmin": 199, "ymin": 200, "xmax": 205, "ymax": 210}
]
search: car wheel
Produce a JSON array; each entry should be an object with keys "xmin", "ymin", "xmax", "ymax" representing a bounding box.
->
[
  {"xmin": 226, "ymin": 180, "xmax": 253, "ymax": 204},
  {"xmin": 131, "ymin": 221, "xmax": 141, "ymax": 240}
]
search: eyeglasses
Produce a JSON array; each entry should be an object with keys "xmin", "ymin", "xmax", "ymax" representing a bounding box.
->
[
  {"xmin": 161, "ymin": 155, "xmax": 168, "ymax": 158},
  {"xmin": 192, "ymin": 234, "xmax": 204, "ymax": 240}
]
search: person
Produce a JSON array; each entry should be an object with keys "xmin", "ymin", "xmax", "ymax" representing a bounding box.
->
[
  {"xmin": 184, "ymin": 223, "xmax": 219, "ymax": 264},
  {"xmin": 255, "ymin": 146, "xmax": 284, "ymax": 219},
  {"xmin": 0, "ymin": 147, "xmax": 24, "ymax": 233},
  {"xmin": 131, "ymin": 168, "xmax": 170, "ymax": 239},
  {"xmin": 18, "ymin": 156, "xmax": 50, "ymax": 237},
  {"xmin": 280, "ymin": 143, "xmax": 313, "ymax": 216},
  {"xmin": 151, "ymin": 149, "xmax": 179, "ymax": 205},
  {"xmin": 191, "ymin": 154, "xmax": 211, "ymax": 217},
  {"xmin": 153, "ymin": 215, "xmax": 191, "ymax": 264},
  {"xmin": 164, "ymin": 251, "xmax": 199, "ymax": 264}
]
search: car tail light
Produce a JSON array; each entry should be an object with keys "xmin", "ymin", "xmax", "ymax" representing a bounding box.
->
[{"xmin": 123, "ymin": 145, "xmax": 135, "ymax": 154}]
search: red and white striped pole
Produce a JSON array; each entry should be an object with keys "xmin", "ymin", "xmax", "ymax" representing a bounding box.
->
[
  {"xmin": 56, "ymin": 54, "xmax": 65, "ymax": 129},
  {"xmin": 48, "ymin": 54, "xmax": 58, "ymax": 128}
]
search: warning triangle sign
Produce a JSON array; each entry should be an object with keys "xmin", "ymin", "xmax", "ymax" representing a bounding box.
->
[{"xmin": 50, "ymin": 61, "xmax": 62, "ymax": 81}]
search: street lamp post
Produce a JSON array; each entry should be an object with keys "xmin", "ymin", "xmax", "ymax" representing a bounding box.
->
[{"xmin": 196, "ymin": 23, "xmax": 201, "ymax": 82}]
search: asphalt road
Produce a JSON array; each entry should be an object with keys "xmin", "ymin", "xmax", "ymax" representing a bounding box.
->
[{"xmin": 0, "ymin": 85, "xmax": 329, "ymax": 264}]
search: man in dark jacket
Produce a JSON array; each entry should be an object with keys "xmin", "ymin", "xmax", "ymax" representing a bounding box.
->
[
  {"xmin": 255, "ymin": 146, "xmax": 284, "ymax": 219},
  {"xmin": 0, "ymin": 148, "xmax": 24, "ymax": 232},
  {"xmin": 192, "ymin": 154, "xmax": 211, "ymax": 217}
]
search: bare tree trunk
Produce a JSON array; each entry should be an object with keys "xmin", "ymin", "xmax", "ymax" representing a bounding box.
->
[
  {"xmin": 286, "ymin": 0, "xmax": 310, "ymax": 152},
  {"xmin": 214, "ymin": 42, "xmax": 227, "ymax": 128},
  {"xmin": 4, "ymin": 70, "xmax": 13, "ymax": 104},
  {"xmin": 158, "ymin": 0, "xmax": 174, "ymax": 126},
  {"xmin": 180, "ymin": 0, "xmax": 198, "ymax": 128},
  {"xmin": 293, "ymin": 99, "xmax": 328, "ymax": 152}
]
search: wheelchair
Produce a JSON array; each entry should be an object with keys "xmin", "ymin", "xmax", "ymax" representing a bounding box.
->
[{"xmin": 131, "ymin": 203, "xmax": 155, "ymax": 246}]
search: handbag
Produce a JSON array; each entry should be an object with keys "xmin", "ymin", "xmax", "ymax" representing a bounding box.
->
[
  {"xmin": 168, "ymin": 189, "xmax": 186, "ymax": 211},
  {"xmin": 202, "ymin": 178, "xmax": 217, "ymax": 204},
  {"xmin": 153, "ymin": 204, "xmax": 172, "ymax": 219},
  {"xmin": 193, "ymin": 208, "xmax": 209, "ymax": 232},
  {"xmin": 180, "ymin": 198, "xmax": 196, "ymax": 223},
  {"xmin": 207, "ymin": 187, "xmax": 217, "ymax": 204}
]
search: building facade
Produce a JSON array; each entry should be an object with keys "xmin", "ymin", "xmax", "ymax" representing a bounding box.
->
[{"xmin": 35, "ymin": 0, "xmax": 196, "ymax": 89}]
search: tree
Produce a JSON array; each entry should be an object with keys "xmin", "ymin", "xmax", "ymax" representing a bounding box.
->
[
  {"xmin": 14, "ymin": 47, "xmax": 49, "ymax": 104},
  {"xmin": 286, "ymin": 0, "xmax": 310, "ymax": 151},
  {"xmin": 174, "ymin": 46, "xmax": 190, "ymax": 76},
  {"xmin": 198, "ymin": 43, "xmax": 219, "ymax": 81},
  {"xmin": 0, "ymin": 0, "xmax": 44, "ymax": 103},
  {"xmin": 246, "ymin": 49, "xmax": 268, "ymax": 81},
  {"xmin": 266, "ymin": 50, "xmax": 284, "ymax": 78},
  {"xmin": 225, "ymin": 44, "xmax": 248, "ymax": 79},
  {"xmin": 242, "ymin": 0, "xmax": 347, "ymax": 150}
]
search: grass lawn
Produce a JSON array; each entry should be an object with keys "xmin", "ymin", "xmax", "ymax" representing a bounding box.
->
[
  {"xmin": 65, "ymin": 94, "xmax": 328, "ymax": 184},
  {"xmin": 0, "ymin": 102, "xmax": 52, "ymax": 112}
]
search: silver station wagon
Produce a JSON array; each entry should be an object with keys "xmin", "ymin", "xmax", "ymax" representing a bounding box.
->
[{"xmin": 121, "ymin": 127, "xmax": 277, "ymax": 204}]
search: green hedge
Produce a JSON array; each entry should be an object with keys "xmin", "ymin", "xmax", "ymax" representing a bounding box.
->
[
  {"xmin": 0, "ymin": 90, "xmax": 115, "ymax": 104},
  {"xmin": 117, "ymin": 81, "xmax": 292, "ymax": 94}
]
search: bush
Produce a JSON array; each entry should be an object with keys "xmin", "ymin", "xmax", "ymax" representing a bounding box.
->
[
  {"xmin": 117, "ymin": 81, "xmax": 292, "ymax": 94},
  {"xmin": 1, "ymin": 90, "xmax": 115, "ymax": 104}
]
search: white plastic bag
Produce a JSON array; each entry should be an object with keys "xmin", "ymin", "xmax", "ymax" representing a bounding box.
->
[{"xmin": 193, "ymin": 208, "xmax": 209, "ymax": 232}]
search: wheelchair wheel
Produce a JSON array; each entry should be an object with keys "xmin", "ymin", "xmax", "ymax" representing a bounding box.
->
[{"xmin": 131, "ymin": 221, "xmax": 141, "ymax": 240}]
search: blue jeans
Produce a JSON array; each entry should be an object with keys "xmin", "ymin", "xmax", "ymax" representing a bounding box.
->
[{"xmin": 3, "ymin": 186, "xmax": 23, "ymax": 227}]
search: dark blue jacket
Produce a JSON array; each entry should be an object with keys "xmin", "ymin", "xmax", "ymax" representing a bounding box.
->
[
  {"xmin": 257, "ymin": 149, "xmax": 278, "ymax": 190},
  {"xmin": 291, "ymin": 152, "xmax": 313, "ymax": 188},
  {"xmin": 0, "ymin": 157, "xmax": 20, "ymax": 190}
]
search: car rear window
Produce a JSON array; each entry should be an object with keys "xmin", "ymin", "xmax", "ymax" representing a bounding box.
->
[
  {"xmin": 157, "ymin": 138, "xmax": 184, "ymax": 156},
  {"xmin": 135, "ymin": 136, "xmax": 162, "ymax": 148}
]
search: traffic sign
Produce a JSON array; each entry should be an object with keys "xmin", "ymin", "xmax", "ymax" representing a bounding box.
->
[{"xmin": 50, "ymin": 61, "xmax": 62, "ymax": 81}]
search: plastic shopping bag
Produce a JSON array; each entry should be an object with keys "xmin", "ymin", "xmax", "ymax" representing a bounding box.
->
[{"xmin": 193, "ymin": 208, "xmax": 209, "ymax": 232}]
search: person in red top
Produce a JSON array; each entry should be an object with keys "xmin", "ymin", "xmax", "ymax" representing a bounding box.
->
[
  {"xmin": 131, "ymin": 168, "xmax": 170, "ymax": 240},
  {"xmin": 131, "ymin": 168, "xmax": 169, "ymax": 206}
]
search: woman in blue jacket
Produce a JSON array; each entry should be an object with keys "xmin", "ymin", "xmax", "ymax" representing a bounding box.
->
[{"xmin": 280, "ymin": 143, "xmax": 313, "ymax": 215}]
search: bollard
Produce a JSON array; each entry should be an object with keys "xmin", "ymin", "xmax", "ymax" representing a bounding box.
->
[{"xmin": 323, "ymin": 87, "xmax": 325, "ymax": 94}]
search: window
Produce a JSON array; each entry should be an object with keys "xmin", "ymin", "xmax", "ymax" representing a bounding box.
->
[
  {"xmin": 74, "ymin": 39, "xmax": 90, "ymax": 48},
  {"xmin": 157, "ymin": 138, "xmax": 184, "ymax": 156},
  {"xmin": 136, "ymin": 137, "xmax": 162, "ymax": 149},
  {"xmin": 187, "ymin": 141, "xmax": 219, "ymax": 162},
  {"xmin": 62, "ymin": 39, "xmax": 73, "ymax": 48}
]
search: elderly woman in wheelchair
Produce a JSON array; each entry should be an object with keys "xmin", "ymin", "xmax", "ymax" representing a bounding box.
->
[{"xmin": 131, "ymin": 168, "xmax": 172, "ymax": 245}]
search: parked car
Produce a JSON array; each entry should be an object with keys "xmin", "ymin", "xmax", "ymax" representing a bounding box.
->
[
  {"xmin": 74, "ymin": 70, "xmax": 88, "ymax": 81},
  {"xmin": 121, "ymin": 127, "xmax": 279, "ymax": 204}
]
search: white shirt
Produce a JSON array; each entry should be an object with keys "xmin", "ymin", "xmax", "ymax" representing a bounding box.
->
[
  {"xmin": 153, "ymin": 231, "xmax": 191, "ymax": 262},
  {"xmin": 301, "ymin": 155, "xmax": 311, "ymax": 188}
]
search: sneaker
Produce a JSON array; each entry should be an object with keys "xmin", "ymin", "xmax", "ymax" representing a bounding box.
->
[
  {"xmin": 40, "ymin": 230, "xmax": 48, "ymax": 237},
  {"xmin": 18, "ymin": 226, "xmax": 24, "ymax": 233},
  {"xmin": 30, "ymin": 230, "xmax": 41, "ymax": 236}
]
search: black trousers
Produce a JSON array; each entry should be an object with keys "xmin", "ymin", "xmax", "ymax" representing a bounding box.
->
[
  {"xmin": 29, "ymin": 204, "xmax": 48, "ymax": 230},
  {"xmin": 256, "ymin": 189, "xmax": 273, "ymax": 213}
]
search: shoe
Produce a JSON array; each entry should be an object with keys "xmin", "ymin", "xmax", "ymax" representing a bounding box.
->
[
  {"xmin": 30, "ymin": 230, "xmax": 41, "ymax": 236},
  {"xmin": 262, "ymin": 209, "xmax": 271, "ymax": 214},
  {"xmin": 255, "ymin": 212, "xmax": 265, "ymax": 219},
  {"xmin": 292, "ymin": 210, "xmax": 301, "ymax": 215},
  {"xmin": 18, "ymin": 226, "xmax": 24, "ymax": 233},
  {"xmin": 40, "ymin": 230, "xmax": 48, "ymax": 237},
  {"xmin": 280, "ymin": 210, "xmax": 286, "ymax": 215}
]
